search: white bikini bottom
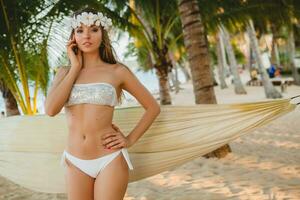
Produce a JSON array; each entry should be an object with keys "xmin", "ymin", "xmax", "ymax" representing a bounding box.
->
[{"xmin": 60, "ymin": 148, "xmax": 134, "ymax": 178}]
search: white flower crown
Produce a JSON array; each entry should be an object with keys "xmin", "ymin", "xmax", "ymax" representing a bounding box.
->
[{"xmin": 70, "ymin": 11, "xmax": 112, "ymax": 30}]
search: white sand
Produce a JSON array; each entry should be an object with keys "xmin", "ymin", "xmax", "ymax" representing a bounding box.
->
[
  {"xmin": 124, "ymin": 75, "xmax": 300, "ymax": 200},
  {"xmin": 1, "ymin": 71, "xmax": 300, "ymax": 199}
]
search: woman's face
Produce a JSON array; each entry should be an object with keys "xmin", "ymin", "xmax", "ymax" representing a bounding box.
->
[{"xmin": 73, "ymin": 23, "xmax": 102, "ymax": 53}]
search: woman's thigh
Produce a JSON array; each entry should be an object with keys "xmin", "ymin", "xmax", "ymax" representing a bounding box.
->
[
  {"xmin": 64, "ymin": 158, "xmax": 95, "ymax": 200},
  {"xmin": 94, "ymin": 153, "xmax": 129, "ymax": 200}
]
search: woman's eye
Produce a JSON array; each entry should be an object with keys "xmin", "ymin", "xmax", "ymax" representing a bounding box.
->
[
  {"xmin": 92, "ymin": 29, "xmax": 98, "ymax": 32},
  {"xmin": 76, "ymin": 29, "xmax": 83, "ymax": 33}
]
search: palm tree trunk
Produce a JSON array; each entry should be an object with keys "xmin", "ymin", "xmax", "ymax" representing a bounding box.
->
[
  {"xmin": 1, "ymin": 0, "xmax": 33, "ymax": 114},
  {"xmin": 216, "ymin": 32, "xmax": 228, "ymax": 89},
  {"xmin": 211, "ymin": 66, "xmax": 218, "ymax": 86},
  {"xmin": 169, "ymin": 52, "xmax": 181, "ymax": 93},
  {"xmin": 0, "ymin": 80, "xmax": 20, "ymax": 116},
  {"xmin": 245, "ymin": 44, "xmax": 251, "ymax": 70},
  {"xmin": 270, "ymin": 24, "xmax": 281, "ymax": 67},
  {"xmin": 153, "ymin": 46, "xmax": 173, "ymax": 104},
  {"xmin": 168, "ymin": 67, "xmax": 181, "ymax": 93},
  {"xmin": 179, "ymin": 59, "xmax": 191, "ymax": 82},
  {"xmin": 178, "ymin": 0, "xmax": 231, "ymax": 158},
  {"xmin": 271, "ymin": 40, "xmax": 280, "ymax": 67},
  {"xmin": 155, "ymin": 67, "xmax": 172, "ymax": 104},
  {"xmin": 173, "ymin": 64, "xmax": 181, "ymax": 93},
  {"xmin": 178, "ymin": 0, "xmax": 217, "ymax": 103},
  {"xmin": 246, "ymin": 46, "xmax": 253, "ymax": 76},
  {"xmin": 247, "ymin": 20, "xmax": 282, "ymax": 98},
  {"xmin": 150, "ymin": 20, "xmax": 173, "ymax": 104},
  {"xmin": 220, "ymin": 25, "xmax": 247, "ymax": 94},
  {"xmin": 0, "ymin": 53, "xmax": 27, "ymax": 113},
  {"xmin": 288, "ymin": 30, "xmax": 300, "ymax": 85}
]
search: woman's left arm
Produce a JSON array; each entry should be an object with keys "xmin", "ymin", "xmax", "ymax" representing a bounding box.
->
[{"xmin": 102, "ymin": 64, "xmax": 161, "ymax": 149}]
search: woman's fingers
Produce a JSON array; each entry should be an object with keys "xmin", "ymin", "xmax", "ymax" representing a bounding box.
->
[
  {"xmin": 66, "ymin": 42, "xmax": 76, "ymax": 51},
  {"xmin": 106, "ymin": 140, "xmax": 121, "ymax": 149},
  {"xmin": 66, "ymin": 37, "xmax": 75, "ymax": 46},
  {"xmin": 102, "ymin": 132, "xmax": 117, "ymax": 140},
  {"xmin": 102, "ymin": 134, "xmax": 118, "ymax": 144},
  {"xmin": 102, "ymin": 130, "xmax": 127, "ymax": 149},
  {"xmin": 109, "ymin": 143, "xmax": 122, "ymax": 149},
  {"xmin": 106, "ymin": 138, "xmax": 125, "ymax": 149},
  {"xmin": 65, "ymin": 36, "xmax": 82, "ymax": 70},
  {"xmin": 103, "ymin": 136, "xmax": 120, "ymax": 148},
  {"xmin": 69, "ymin": 43, "xmax": 76, "ymax": 48}
]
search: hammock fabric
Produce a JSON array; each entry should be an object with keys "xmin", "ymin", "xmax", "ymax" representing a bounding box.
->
[{"xmin": 0, "ymin": 99, "xmax": 297, "ymax": 193}]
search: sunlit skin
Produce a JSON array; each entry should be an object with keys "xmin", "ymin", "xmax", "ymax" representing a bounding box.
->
[
  {"xmin": 74, "ymin": 24, "xmax": 102, "ymax": 55},
  {"xmin": 45, "ymin": 16, "xmax": 160, "ymax": 199},
  {"xmin": 62, "ymin": 22, "xmax": 133, "ymax": 200},
  {"xmin": 65, "ymin": 23, "xmax": 131, "ymax": 156}
]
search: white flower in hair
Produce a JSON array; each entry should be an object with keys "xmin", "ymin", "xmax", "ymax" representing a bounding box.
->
[
  {"xmin": 102, "ymin": 17, "xmax": 113, "ymax": 30},
  {"xmin": 95, "ymin": 19, "xmax": 101, "ymax": 26},
  {"xmin": 71, "ymin": 16, "xmax": 79, "ymax": 29},
  {"xmin": 106, "ymin": 18, "xmax": 112, "ymax": 26},
  {"xmin": 97, "ymin": 12, "xmax": 104, "ymax": 19},
  {"xmin": 80, "ymin": 12, "xmax": 90, "ymax": 26},
  {"xmin": 69, "ymin": 11, "xmax": 112, "ymax": 30},
  {"xmin": 102, "ymin": 17, "xmax": 108, "ymax": 27}
]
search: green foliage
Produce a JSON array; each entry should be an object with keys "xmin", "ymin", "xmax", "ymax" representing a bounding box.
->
[
  {"xmin": 108, "ymin": 0, "xmax": 182, "ymax": 71},
  {"xmin": 232, "ymin": 43, "xmax": 246, "ymax": 64}
]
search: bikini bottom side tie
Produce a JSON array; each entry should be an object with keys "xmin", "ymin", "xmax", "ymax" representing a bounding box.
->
[{"xmin": 60, "ymin": 148, "xmax": 134, "ymax": 178}]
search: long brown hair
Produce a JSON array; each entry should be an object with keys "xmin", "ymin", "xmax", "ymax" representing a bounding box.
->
[{"xmin": 68, "ymin": 7, "xmax": 134, "ymax": 105}]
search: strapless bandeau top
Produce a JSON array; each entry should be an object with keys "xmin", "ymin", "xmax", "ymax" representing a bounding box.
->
[{"xmin": 64, "ymin": 82, "xmax": 118, "ymax": 107}]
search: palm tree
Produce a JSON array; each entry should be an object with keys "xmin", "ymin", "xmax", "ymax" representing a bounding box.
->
[
  {"xmin": 0, "ymin": 0, "xmax": 116, "ymax": 115},
  {"xmin": 109, "ymin": 0, "xmax": 183, "ymax": 104},
  {"xmin": 216, "ymin": 32, "xmax": 228, "ymax": 89},
  {"xmin": 0, "ymin": 79, "xmax": 20, "ymax": 116},
  {"xmin": 247, "ymin": 19, "xmax": 282, "ymax": 98},
  {"xmin": 168, "ymin": 51, "xmax": 182, "ymax": 93},
  {"xmin": 270, "ymin": 23, "xmax": 281, "ymax": 68},
  {"xmin": 124, "ymin": 0, "xmax": 183, "ymax": 104},
  {"xmin": 177, "ymin": 0, "xmax": 217, "ymax": 104},
  {"xmin": 220, "ymin": 25, "xmax": 247, "ymax": 94},
  {"xmin": 0, "ymin": 0, "xmax": 34, "ymax": 114},
  {"xmin": 238, "ymin": 1, "xmax": 300, "ymax": 94},
  {"xmin": 177, "ymin": 0, "xmax": 231, "ymax": 158},
  {"xmin": 288, "ymin": 26, "xmax": 300, "ymax": 85},
  {"xmin": 0, "ymin": 0, "xmax": 69, "ymax": 115}
]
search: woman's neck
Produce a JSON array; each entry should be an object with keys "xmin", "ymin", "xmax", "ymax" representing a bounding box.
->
[{"xmin": 82, "ymin": 51, "xmax": 106, "ymax": 69}]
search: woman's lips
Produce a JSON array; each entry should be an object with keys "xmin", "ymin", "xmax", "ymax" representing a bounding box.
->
[{"xmin": 83, "ymin": 42, "xmax": 92, "ymax": 46}]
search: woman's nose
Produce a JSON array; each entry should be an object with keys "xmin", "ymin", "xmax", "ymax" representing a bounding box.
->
[{"xmin": 82, "ymin": 31, "xmax": 91, "ymax": 38}]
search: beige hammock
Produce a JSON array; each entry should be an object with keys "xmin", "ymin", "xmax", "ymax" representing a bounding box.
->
[{"xmin": 0, "ymin": 98, "xmax": 298, "ymax": 193}]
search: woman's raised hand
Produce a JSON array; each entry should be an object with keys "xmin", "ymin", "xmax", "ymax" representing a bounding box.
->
[{"xmin": 66, "ymin": 35, "xmax": 82, "ymax": 71}]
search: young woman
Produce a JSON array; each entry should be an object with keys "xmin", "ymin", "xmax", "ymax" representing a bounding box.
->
[{"xmin": 44, "ymin": 7, "xmax": 160, "ymax": 200}]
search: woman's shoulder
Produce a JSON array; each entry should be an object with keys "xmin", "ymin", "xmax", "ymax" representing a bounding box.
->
[{"xmin": 114, "ymin": 62, "xmax": 133, "ymax": 74}]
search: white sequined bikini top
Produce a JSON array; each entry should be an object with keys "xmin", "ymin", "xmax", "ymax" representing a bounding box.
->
[{"xmin": 64, "ymin": 82, "xmax": 118, "ymax": 107}]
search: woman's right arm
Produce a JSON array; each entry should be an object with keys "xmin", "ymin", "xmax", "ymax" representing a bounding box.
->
[
  {"xmin": 44, "ymin": 66, "xmax": 80, "ymax": 116},
  {"xmin": 45, "ymin": 34, "xmax": 83, "ymax": 116}
]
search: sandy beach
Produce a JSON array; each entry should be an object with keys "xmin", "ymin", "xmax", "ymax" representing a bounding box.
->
[{"xmin": 0, "ymin": 76, "xmax": 299, "ymax": 200}]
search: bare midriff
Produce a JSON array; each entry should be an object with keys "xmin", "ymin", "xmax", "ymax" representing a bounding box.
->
[{"xmin": 64, "ymin": 104, "xmax": 121, "ymax": 159}]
